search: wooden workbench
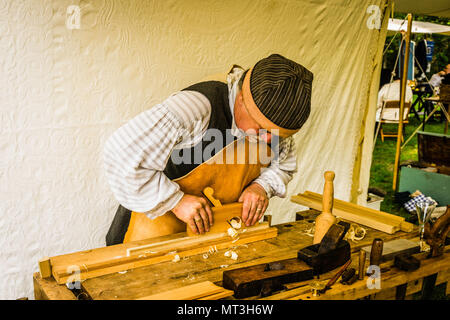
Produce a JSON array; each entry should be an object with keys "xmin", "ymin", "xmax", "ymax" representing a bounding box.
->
[{"xmin": 33, "ymin": 211, "xmax": 450, "ymax": 300}]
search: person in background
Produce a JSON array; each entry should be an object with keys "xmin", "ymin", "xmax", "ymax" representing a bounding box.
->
[
  {"xmin": 429, "ymin": 64, "xmax": 450, "ymax": 94},
  {"xmin": 376, "ymin": 75, "xmax": 413, "ymax": 122}
]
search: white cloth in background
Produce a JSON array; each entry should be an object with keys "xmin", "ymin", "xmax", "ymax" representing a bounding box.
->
[{"xmin": 376, "ymin": 80, "xmax": 413, "ymax": 121}]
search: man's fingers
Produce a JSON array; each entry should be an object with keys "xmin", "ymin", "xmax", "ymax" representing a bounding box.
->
[
  {"xmin": 198, "ymin": 207, "xmax": 210, "ymax": 232},
  {"xmin": 245, "ymin": 198, "xmax": 258, "ymax": 227},
  {"xmin": 204, "ymin": 203, "xmax": 213, "ymax": 227},
  {"xmin": 241, "ymin": 199, "xmax": 252, "ymax": 223},
  {"xmin": 194, "ymin": 214, "xmax": 205, "ymax": 234},
  {"xmin": 187, "ymin": 220, "xmax": 199, "ymax": 235},
  {"xmin": 250, "ymin": 200, "xmax": 264, "ymax": 226}
]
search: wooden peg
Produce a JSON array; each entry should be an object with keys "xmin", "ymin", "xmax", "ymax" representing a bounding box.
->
[
  {"xmin": 358, "ymin": 249, "xmax": 366, "ymax": 280},
  {"xmin": 203, "ymin": 187, "xmax": 222, "ymax": 208},
  {"xmin": 313, "ymin": 171, "xmax": 337, "ymax": 244}
]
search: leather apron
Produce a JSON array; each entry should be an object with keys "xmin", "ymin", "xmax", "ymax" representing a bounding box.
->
[{"xmin": 122, "ymin": 138, "xmax": 273, "ymax": 243}]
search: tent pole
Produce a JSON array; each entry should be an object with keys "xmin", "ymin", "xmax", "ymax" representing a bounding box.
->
[{"xmin": 392, "ymin": 13, "xmax": 412, "ymax": 191}]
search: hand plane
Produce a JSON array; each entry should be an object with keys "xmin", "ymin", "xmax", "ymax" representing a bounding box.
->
[
  {"xmin": 298, "ymin": 221, "xmax": 351, "ymax": 274},
  {"xmin": 186, "ymin": 187, "xmax": 243, "ymax": 237}
]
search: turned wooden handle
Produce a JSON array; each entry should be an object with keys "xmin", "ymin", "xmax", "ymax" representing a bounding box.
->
[
  {"xmin": 370, "ymin": 238, "xmax": 384, "ymax": 266},
  {"xmin": 313, "ymin": 171, "xmax": 336, "ymax": 244},
  {"xmin": 358, "ymin": 250, "xmax": 366, "ymax": 280},
  {"xmin": 322, "ymin": 171, "xmax": 335, "ymax": 215}
]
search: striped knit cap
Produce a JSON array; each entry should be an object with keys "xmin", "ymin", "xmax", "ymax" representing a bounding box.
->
[{"xmin": 242, "ymin": 54, "xmax": 313, "ymax": 137}]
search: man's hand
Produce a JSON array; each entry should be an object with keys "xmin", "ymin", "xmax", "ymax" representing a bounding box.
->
[
  {"xmin": 172, "ymin": 194, "xmax": 213, "ymax": 234},
  {"xmin": 239, "ymin": 183, "xmax": 269, "ymax": 227}
]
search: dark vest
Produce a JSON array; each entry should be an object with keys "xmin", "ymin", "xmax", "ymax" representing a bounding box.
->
[
  {"xmin": 106, "ymin": 81, "xmax": 234, "ymax": 245},
  {"xmin": 164, "ymin": 81, "xmax": 235, "ymax": 179}
]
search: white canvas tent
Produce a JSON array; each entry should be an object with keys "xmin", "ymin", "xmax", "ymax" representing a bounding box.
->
[
  {"xmin": 388, "ymin": 18, "xmax": 450, "ymax": 35},
  {"xmin": 0, "ymin": 0, "xmax": 447, "ymax": 300}
]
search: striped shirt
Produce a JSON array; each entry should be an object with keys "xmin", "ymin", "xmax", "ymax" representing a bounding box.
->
[{"xmin": 103, "ymin": 69, "xmax": 297, "ymax": 218}]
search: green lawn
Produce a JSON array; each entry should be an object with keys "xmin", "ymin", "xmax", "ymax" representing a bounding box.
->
[{"xmin": 369, "ymin": 101, "xmax": 447, "ymax": 219}]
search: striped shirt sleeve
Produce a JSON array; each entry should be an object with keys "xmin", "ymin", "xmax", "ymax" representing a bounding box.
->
[
  {"xmin": 103, "ymin": 91, "xmax": 211, "ymax": 218},
  {"xmin": 253, "ymin": 136, "xmax": 297, "ymax": 198}
]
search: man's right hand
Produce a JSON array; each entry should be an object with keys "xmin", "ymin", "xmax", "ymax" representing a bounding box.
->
[{"xmin": 172, "ymin": 194, "xmax": 213, "ymax": 234}]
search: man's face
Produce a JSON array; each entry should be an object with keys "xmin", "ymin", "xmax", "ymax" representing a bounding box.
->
[{"xmin": 234, "ymin": 91, "xmax": 273, "ymax": 144}]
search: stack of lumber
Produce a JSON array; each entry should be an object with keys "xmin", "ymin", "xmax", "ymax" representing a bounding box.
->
[
  {"xmin": 137, "ymin": 281, "xmax": 233, "ymax": 300},
  {"xmin": 47, "ymin": 222, "xmax": 277, "ymax": 284},
  {"xmin": 291, "ymin": 191, "xmax": 414, "ymax": 234}
]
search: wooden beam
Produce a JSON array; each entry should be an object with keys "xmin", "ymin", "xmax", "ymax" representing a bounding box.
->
[
  {"xmin": 291, "ymin": 191, "xmax": 414, "ymax": 234},
  {"xmin": 393, "ymin": 13, "xmax": 413, "ymax": 191}
]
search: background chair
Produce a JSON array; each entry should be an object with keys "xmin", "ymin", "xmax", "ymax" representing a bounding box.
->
[{"xmin": 379, "ymin": 101, "xmax": 412, "ymax": 142}]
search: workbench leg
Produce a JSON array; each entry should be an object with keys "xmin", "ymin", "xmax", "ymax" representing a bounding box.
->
[
  {"xmin": 421, "ymin": 273, "xmax": 437, "ymax": 300},
  {"xmin": 395, "ymin": 283, "xmax": 407, "ymax": 300}
]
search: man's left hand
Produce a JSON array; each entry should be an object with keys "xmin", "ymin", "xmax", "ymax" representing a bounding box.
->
[{"xmin": 238, "ymin": 183, "xmax": 269, "ymax": 227}]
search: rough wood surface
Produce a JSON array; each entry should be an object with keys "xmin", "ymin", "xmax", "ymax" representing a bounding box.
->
[
  {"xmin": 78, "ymin": 212, "xmax": 419, "ymax": 300},
  {"xmin": 33, "ymin": 272, "xmax": 76, "ymax": 300}
]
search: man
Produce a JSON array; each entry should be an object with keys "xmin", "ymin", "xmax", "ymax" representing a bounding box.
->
[
  {"xmin": 104, "ymin": 54, "xmax": 313, "ymax": 245},
  {"xmin": 376, "ymin": 76, "xmax": 413, "ymax": 122},
  {"xmin": 429, "ymin": 64, "xmax": 450, "ymax": 93}
]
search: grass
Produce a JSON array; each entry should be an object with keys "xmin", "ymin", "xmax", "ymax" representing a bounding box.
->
[{"xmin": 369, "ymin": 99, "xmax": 447, "ymax": 219}]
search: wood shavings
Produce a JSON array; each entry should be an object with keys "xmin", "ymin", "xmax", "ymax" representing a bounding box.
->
[
  {"xmin": 344, "ymin": 224, "xmax": 366, "ymax": 242},
  {"xmin": 202, "ymin": 253, "xmax": 209, "ymax": 259},
  {"xmin": 304, "ymin": 226, "xmax": 315, "ymax": 237},
  {"xmin": 229, "ymin": 217, "xmax": 242, "ymax": 229},
  {"xmin": 224, "ymin": 250, "xmax": 238, "ymax": 261},
  {"xmin": 227, "ymin": 227, "xmax": 238, "ymax": 238}
]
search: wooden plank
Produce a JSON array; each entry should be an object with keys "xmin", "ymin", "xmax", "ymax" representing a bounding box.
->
[
  {"xmin": 136, "ymin": 281, "xmax": 224, "ymax": 300},
  {"xmin": 304, "ymin": 191, "xmax": 406, "ymax": 224},
  {"xmin": 291, "ymin": 194, "xmax": 400, "ymax": 234},
  {"xmin": 198, "ymin": 289, "xmax": 234, "ymax": 300},
  {"xmin": 51, "ymin": 223, "xmax": 277, "ymax": 284},
  {"xmin": 33, "ymin": 272, "xmax": 77, "ymax": 300},
  {"xmin": 299, "ymin": 191, "xmax": 414, "ymax": 233}
]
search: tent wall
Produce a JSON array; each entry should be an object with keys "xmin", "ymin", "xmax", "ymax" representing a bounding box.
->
[{"xmin": 0, "ymin": 0, "xmax": 386, "ymax": 299}]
